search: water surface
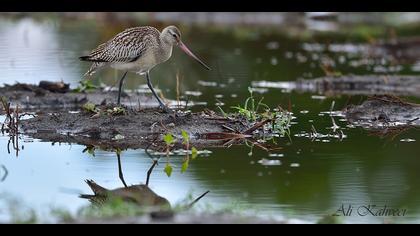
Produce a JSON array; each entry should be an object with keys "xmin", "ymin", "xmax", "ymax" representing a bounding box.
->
[{"xmin": 1, "ymin": 14, "xmax": 420, "ymax": 223}]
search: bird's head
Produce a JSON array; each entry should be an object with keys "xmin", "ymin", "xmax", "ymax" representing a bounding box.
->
[
  {"xmin": 162, "ymin": 25, "xmax": 182, "ymax": 45},
  {"xmin": 162, "ymin": 25, "xmax": 211, "ymax": 70}
]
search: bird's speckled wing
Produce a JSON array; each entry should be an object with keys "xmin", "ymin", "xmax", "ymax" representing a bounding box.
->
[{"xmin": 83, "ymin": 26, "xmax": 160, "ymax": 63}]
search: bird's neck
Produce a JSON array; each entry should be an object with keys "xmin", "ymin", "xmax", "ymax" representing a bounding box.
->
[
  {"xmin": 157, "ymin": 37, "xmax": 173, "ymax": 62},
  {"xmin": 159, "ymin": 33, "xmax": 172, "ymax": 46}
]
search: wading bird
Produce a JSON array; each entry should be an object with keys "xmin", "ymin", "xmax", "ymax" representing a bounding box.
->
[{"xmin": 80, "ymin": 25, "xmax": 211, "ymax": 112}]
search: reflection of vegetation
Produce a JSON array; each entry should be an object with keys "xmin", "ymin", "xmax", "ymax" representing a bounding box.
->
[
  {"xmin": 0, "ymin": 165, "xmax": 8, "ymax": 182},
  {"xmin": 368, "ymin": 125, "xmax": 419, "ymax": 141},
  {"xmin": 317, "ymin": 215, "xmax": 342, "ymax": 224},
  {"xmin": 0, "ymin": 195, "xmax": 38, "ymax": 223},
  {"xmin": 162, "ymin": 130, "xmax": 199, "ymax": 176},
  {"xmin": 0, "ymin": 190, "xmax": 261, "ymax": 223},
  {"xmin": 163, "ymin": 133, "xmax": 174, "ymax": 177},
  {"xmin": 1, "ymin": 96, "xmax": 21, "ymax": 156},
  {"xmin": 82, "ymin": 145, "xmax": 96, "ymax": 157}
]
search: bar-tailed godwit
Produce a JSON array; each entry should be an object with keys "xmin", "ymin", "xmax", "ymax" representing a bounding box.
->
[{"xmin": 80, "ymin": 25, "xmax": 211, "ymax": 112}]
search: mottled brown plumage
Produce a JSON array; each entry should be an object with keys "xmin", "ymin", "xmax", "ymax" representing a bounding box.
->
[
  {"xmin": 80, "ymin": 179, "xmax": 171, "ymax": 208},
  {"xmin": 81, "ymin": 26, "xmax": 162, "ymax": 76},
  {"xmin": 80, "ymin": 25, "xmax": 210, "ymax": 109}
]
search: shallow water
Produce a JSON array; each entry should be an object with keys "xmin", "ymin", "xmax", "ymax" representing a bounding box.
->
[{"xmin": 1, "ymin": 14, "xmax": 420, "ymax": 223}]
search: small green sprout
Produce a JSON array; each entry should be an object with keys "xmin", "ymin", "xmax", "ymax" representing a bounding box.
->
[
  {"xmin": 231, "ymin": 87, "xmax": 269, "ymax": 122},
  {"xmin": 74, "ymin": 80, "xmax": 98, "ymax": 93},
  {"xmin": 82, "ymin": 102, "xmax": 99, "ymax": 114},
  {"xmin": 163, "ymin": 133, "xmax": 175, "ymax": 146},
  {"xmin": 181, "ymin": 130, "xmax": 189, "ymax": 145},
  {"xmin": 106, "ymin": 106, "xmax": 126, "ymax": 116}
]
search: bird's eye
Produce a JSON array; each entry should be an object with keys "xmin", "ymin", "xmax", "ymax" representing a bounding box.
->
[{"xmin": 172, "ymin": 34, "xmax": 177, "ymax": 38}]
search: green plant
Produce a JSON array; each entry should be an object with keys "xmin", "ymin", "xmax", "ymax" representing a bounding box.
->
[
  {"xmin": 269, "ymin": 108, "xmax": 292, "ymax": 140},
  {"xmin": 74, "ymin": 80, "xmax": 98, "ymax": 93},
  {"xmin": 229, "ymin": 87, "xmax": 292, "ymax": 141},
  {"xmin": 106, "ymin": 106, "xmax": 126, "ymax": 116},
  {"xmin": 231, "ymin": 87, "xmax": 269, "ymax": 122},
  {"xmin": 82, "ymin": 102, "xmax": 99, "ymax": 114},
  {"xmin": 217, "ymin": 106, "xmax": 227, "ymax": 118},
  {"xmin": 78, "ymin": 196, "xmax": 148, "ymax": 219},
  {"xmin": 163, "ymin": 133, "xmax": 175, "ymax": 146},
  {"xmin": 180, "ymin": 130, "xmax": 200, "ymax": 172},
  {"xmin": 163, "ymin": 133, "xmax": 175, "ymax": 177}
]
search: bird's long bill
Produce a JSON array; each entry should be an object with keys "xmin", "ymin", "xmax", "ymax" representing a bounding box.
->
[{"xmin": 178, "ymin": 41, "xmax": 211, "ymax": 70}]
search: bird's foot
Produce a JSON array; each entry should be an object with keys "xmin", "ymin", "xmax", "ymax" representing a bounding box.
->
[{"xmin": 160, "ymin": 105, "xmax": 175, "ymax": 114}]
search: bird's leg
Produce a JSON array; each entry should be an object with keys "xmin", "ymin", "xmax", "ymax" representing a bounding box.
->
[
  {"xmin": 145, "ymin": 71, "xmax": 172, "ymax": 113},
  {"xmin": 145, "ymin": 160, "xmax": 158, "ymax": 186},
  {"xmin": 117, "ymin": 71, "xmax": 128, "ymax": 105},
  {"xmin": 116, "ymin": 152, "xmax": 128, "ymax": 188}
]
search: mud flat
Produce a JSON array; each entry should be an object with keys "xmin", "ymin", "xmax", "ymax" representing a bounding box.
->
[
  {"xmin": 253, "ymin": 75, "xmax": 420, "ymax": 98},
  {"xmin": 18, "ymin": 106, "xmax": 259, "ymax": 150},
  {"xmin": 344, "ymin": 96, "xmax": 420, "ymax": 139},
  {"xmin": 0, "ymin": 82, "xmax": 282, "ymax": 151},
  {"xmin": 0, "ymin": 82, "xmax": 165, "ymax": 111},
  {"xmin": 345, "ymin": 95, "xmax": 420, "ymax": 125}
]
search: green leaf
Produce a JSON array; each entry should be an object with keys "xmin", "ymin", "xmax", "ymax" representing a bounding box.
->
[
  {"xmin": 108, "ymin": 106, "xmax": 126, "ymax": 116},
  {"xmin": 217, "ymin": 106, "xmax": 227, "ymax": 118},
  {"xmin": 244, "ymin": 97, "xmax": 251, "ymax": 110},
  {"xmin": 181, "ymin": 159, "xmax": 189, "ymax": 173},
  {"xmin": 248, "ymin": 86, "xmax": 253, "ymax": 96},
  {"xmin": 191, "ymin": 147, "xmax": 198, "ymax": 160},
  {"xmin": 181, "ymin": 130, "xmax": 189, "ymax": 145},
  {"xmin": 164, "ymin": 163, "xmax": 173, "ymax": 177},
  {"xmin": 163, "ymin": 133, "xmax": 174, "ymax": 145},
  {"xmin": 82, "ymin": 102, "xmax": 97, "ymax": 113},
  {"xmin": 75, "ymin": 80, "xmax": 98, "ymax": 93}
]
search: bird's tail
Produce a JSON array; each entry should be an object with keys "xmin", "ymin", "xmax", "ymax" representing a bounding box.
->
[
  {"xmin": 79, "ymin": 194, "xmax": 95, "ymax": 199},
  {"xmin": 82, "ymin": 62, "xmax": 106, "ymax": 77},
  {"xmin": 84, "ymin": 179, "xmax": 108, "ymax": 195},
  {"xmin": 79, "ymin": 56, "xmax": 92, "ymax": 61},
  {"xmin": 80, "ymin": 55, "xmax": 107, "ymax": 77}
]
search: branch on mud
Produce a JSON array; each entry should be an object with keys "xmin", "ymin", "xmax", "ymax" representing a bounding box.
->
[{"xmin": 243, "ymin": 119, "xmax": 272, "ymax": 135}]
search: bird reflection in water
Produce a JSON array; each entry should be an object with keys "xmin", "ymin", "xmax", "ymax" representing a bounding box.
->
[{"xmin": 80, "ymin": 146, "xmax": 209, "ymax": 219}]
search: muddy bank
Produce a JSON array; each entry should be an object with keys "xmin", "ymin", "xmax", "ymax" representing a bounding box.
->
[
  {"xmin": 253, "ymin": 75, "xmax": 420, "ymax": 98},
  {"xmin": 0, "ymin": 82, "xmax": 166, "ymax": 111},
  {"xmin": 1, "ymin": 82, "xmax": 280, "ymax": 151},
  {"xmin": 345, "ymin": 95, "xmax": 420, "ymax": 128},
  {"xmin": 18, "ymin": 105, "xmax": 258, "ymax": 151}
]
